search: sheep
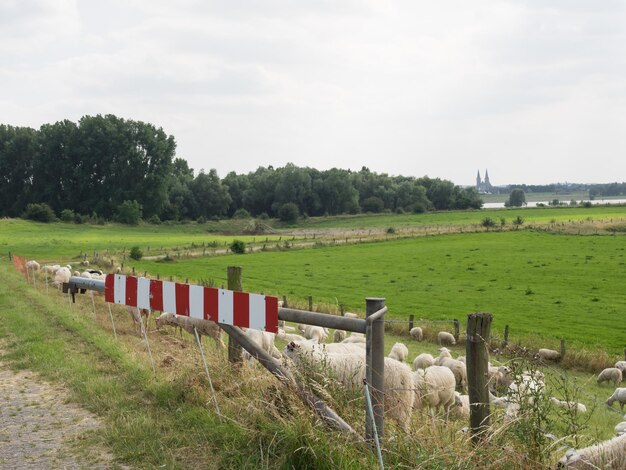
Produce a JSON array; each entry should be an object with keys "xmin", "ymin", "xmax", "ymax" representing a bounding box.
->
[
  {"xmin": 281, "ymin": 325, "xmax": 296, "ymax": 332},
  {"xmin": 452, "ymin": 392, "xmax": 470, "ymax": 418},
  {"xmin": 333, "ymin": 329, "xmax": 347, "ymax": 342},
  {"xmin": 242, "ymin": 329, "xmax": 280, "ymax": 360},
  {"xmin": 557, "ymin": 433, "xmax": 626, "ymax": 469},
  {"xmin": 607, "ymin": 388, "xmax": 626, "ymax": 411},
  {"xmin": 25, "ymin": 260, "xmax": 40, "ymax": 271},
  {"xmin": 412, "ymin": 365, "xmax": 456, "ymax": 414},
  {"xmin": 285, "ymin": 339, "xmax": 365, "ymax": 357},
  {"xmin": 341, "ymin": 334, "xmax": 366, "ymax": 344},
  {"xmin": 126, "ymin": 306, "xmax": 151, "ymax": 336},
  {"xmin": 276, "ymin": 328, "xmax": 307, "ymax": 343},
  {"xmin": 489, "ymin": 391, "xmax": 511, "ymax": 409},
  {"xmin": 155, "ymin": 312, "xmax": 224, "ymax": 348},
  {"xmin": 550, "ymin": 396, "xmax": 587, "ymax": 414},
  {"xmin": 433, "ymin": 347, "xmax": 453, "ymax": 365},
  {"xmin": 53, "ymin": 267, "xmax": 71, "ymax": 286},
  {"xmin": 302, "ymin": 325, "xmax": 328, "ymax": 342},
  {"xmin": 42, "ymin": 264, "xmax": 60, "ymax": 274},
  {"xmin": 79, "ymin": 271, "xmax": 92, "ymax": 279},
  {"xmin": 615, "ymin": 361, "xmax": 626, "ymax": 376},
  {"xmin": 413, "ymin": 353, "xmax": 434, "ymax": 371},
  {"xmin": 437, "ymin": 331, "xmax": 456, "ymax": 346},
  {"xmin": 614, "ymin": 422, "xmax": 626, "ymax": 436},
  {"xmin": 344, "ymin": 312, "xmax": 358, "ymax": 318},
  {"xmin": 388, "ymin": 342, "xmax": 409, "ymax": 362},
  {"xmin": 437, "ymin": 357, "xmax": 467, "ymax": 392},
  {"xmin": 508, "ymin": 372, "xmax": 545, "ymax": 407},
  {"xmin": 80, "ymin": 260, "xmax": 90, "ymax": 266},
  {"xmin": 598, "ymin": 368, "xmax": 623, "ymax": 387},
  {"xmin": 534, "ymin": 348, "xmax": 560, "ymax": 361},
  {"xmin": 72, "ymin": 270, "xmax": 80, "ymax": 277},
  {"xmin": 488, "ymin": 365, "xmax": 513, "ymax": 393},
  {"xmin": 456, "ymin": 355, "xmax": 466, "ymax": 364},
  {"xmin": 409, "ymin": 327, "xmax": 423, "ymax": 341},
  {"xmin": 283, "ymin": 342, "xmax": 415, "ymax": 431}
]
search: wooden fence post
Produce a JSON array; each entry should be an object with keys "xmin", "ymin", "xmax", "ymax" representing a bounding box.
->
[
  {"xmin": 227, "ymin": 266, "xmax": 243, "ymax": 364},
  {"xmin": 503, "ymin": 325, "xmax": 509, "ymax": 348},
  {"xmin": 466, "ymin": 312, "xmax": 492, "ymax": 445},
  {"xmin": 408, "ymin": 314, "xmax": 414, "ymax": 333},
  {"xmin": 453, "ymin": 319, "xmax": 460, "ymax": 343},
  {"xmin": 282, "ymin": 295, "xmax": 287, "ymax": 308},
  {"xmin": 560, "ymin": 339, "xmax": 566, "ymax": 359},
  {"xmin": 340, "ymin": 304, "xmax": 345, "ymax": 316},
  {"xmin": 366, "ymin": 297, "xmax": 385, "ymax": 442},
  {"xmin": 308, "ymin": 295, "xmax": 313, "ymax": 311},
  {"xmin": 624, "ymin": 348, "xmax": 626, "ymax": 361}
]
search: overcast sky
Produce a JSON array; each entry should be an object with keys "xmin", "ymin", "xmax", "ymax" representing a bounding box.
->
[{"xmin": 1, "ymin": 1, "xmax": 625, "ymax": 186}]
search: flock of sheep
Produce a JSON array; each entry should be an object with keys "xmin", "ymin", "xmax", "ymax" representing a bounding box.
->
[{"xmin": 21, "ymin": 260, "xmax": 626, "ymax": 468}]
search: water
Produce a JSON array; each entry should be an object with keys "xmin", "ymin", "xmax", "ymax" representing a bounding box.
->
[{"xmin": 482, "ymin": 199, "xmax": 626, "ymax": 209}]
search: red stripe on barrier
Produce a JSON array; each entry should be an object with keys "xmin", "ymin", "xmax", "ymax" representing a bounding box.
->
[
  {"xmin": 104, "ymin": 274, "xmax": 115, "ymax": 303},
  {"xmin": 204, "ymin": 287, "xmax": 218, "ymax": 322},
  {"xmin": 150, "ymin": 279, "xmax": 163, "ymax": 311},
  {"xmin": 175, "ymin": 283, "xmax": 190, "ymax": 316},
  {"xmin": 265, "ymin": 296, "xmax": 278, "ymax": 333},
  {"xmin": 233, "ymin": 291, "xmax": 250, "ymax": 328},
  {"xmin": 126, "ymin": 276, "xmax": 138, "ymax": 307}
]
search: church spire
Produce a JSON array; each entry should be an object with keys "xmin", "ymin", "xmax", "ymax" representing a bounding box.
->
[{"xmin": 476, "ymin": 170, "xmax": 481, "ymax": 189}]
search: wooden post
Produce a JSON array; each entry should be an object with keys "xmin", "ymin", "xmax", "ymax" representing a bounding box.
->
[
  {"xmin": 623, "ymin": 348, "xmax": 626, "ymax": 361},
  {"xmin": 466, "ymin": 312, "xmax": 492, "ymax": 445},
  {"xmin": 408, "ymin": 314, "xmax": 414, "ymax": 333},
  {"xmin": 8, "ymin": 251, "xmax": 12, "ymax": 261},
  {"xmin": 132, "ymin": 267, "xmax": 135, "ymax": 275},
  {"xmin": 560, "ymin": 339, "xmax": 566, "ymax": 359},
  {"xmin": 453, "ymin": 319, "xmax": 460, "ymax": 343},
  {"xmin": 308, "ymin": 295, "xmax": 313, "ymax": 311},
  {"xmin": 503, "ymin": 325, "xmax": 509, "ymax": 348},
  {"xmin": 282, "ymin": 295, "xmax": 287, "ymax": 308},
  {"xmin": 366, "ymin": 297, "xmax": 385, "ymax": 442},
  {"xmin": 227, "ymin": 266, "xmax": 243, "ymax": 364},
  {"xmin": 340, "ymin": 304, "xmax": 345, "ymax": 316}
]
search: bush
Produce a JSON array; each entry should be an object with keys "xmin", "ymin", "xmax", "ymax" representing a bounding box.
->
[
  {"xmin": 233, "ymin": 208, "xmax": 251, "ymax": 219},
  {"xmin": 513, "ymin": 216, "xmax": 525, "ymax": 226},
  {"xmin": 60, "ymin": 209, "xmax": 75, "ymax": 223},
  {"xmin": 505, "ymin": 188, "xmax": 526, "ymax": 207},
  {"xmin": 386, "ymin": 227, "xmax": 396, "ymax": 234},
  {"xmin": 148, "ymin": 214, "xmax": 161, "ymax": 224},
  {"xmin": 23, "ymin": 203, "xmax": 56, "ymax": 223},
  {"xmin": 230, "ymin": 240, "xmax": 246, "ymax": 254},
  {"xmin": 257, "ymin": 212, "xmax": 269, "ymax": 220},
  {"xmin": 361, "ymin": 196, "xmax": 385, "ymax": 213},
  {"xmin": 129, "ymin": 246, "xmax": 143, "ymax": 261},
  {"xmin": 278, "ymin": 203, "xmax": 299, "ymax": 223},
  {"xmin": 196, "ymin": 216, "xmax": 207, "ymax": 224},
  {"xmin": 481, "ymin": 217, "xmax": 496, "ymax": 228},
  {"xmin": 116, "ymin": 200, "xmax": 142, "ymax": 225}
]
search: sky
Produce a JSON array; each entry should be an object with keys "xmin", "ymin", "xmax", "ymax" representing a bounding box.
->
[{"xmin": 1, "ymin": 0, "xmax": 625, "ymax": 186}]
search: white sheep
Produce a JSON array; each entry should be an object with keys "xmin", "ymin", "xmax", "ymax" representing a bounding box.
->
[
  {"xmin": 53, "ymin": 266, "xmax": 71, "ymax": 286},
  {"xmin": 409, "ymin": 327, "xmax": 423, "ymax": 341},
  {"xmin": 341, "ymin": 334, "xmax": 366, "ymax": 344},
  {"xmin": 557, "ymin": 433, "xmax": 626, "ymax": 469},
  {"xmin": 412, "ymin": 365, "xmax": 456, "ymax": 414},
  {"xmin": 413, "ymin": 353, "xmax": 434, "ymax": 371},
  {"xmin": 598, "ymin": 368, "xmax": 623, "ymax": 387},
  {"xmin": 344, "ymin": 312, "xmax": 358, "ymax": 318},
  {"xmin": 26, "ymin": 260, "xmax": 40, "ymax": 271},
  {"xmin": 452, "ymin": 392, "xmax": 470, "ymax": 418},
  {"xmin": 615, "ymin": 361, "xmax": 626, "ymax": 376},
  {"xmin": 437, "ymin": 357, "xmax": 467, "ymax": 392},
  {"xmin": 607, "ymin": 388, "xmax": 626, "ymax": 411},
  {"xmin": 42, "ymin": 264, "xmax": 60, "ymax": 274},
  {"xmin": 488, "ymin": 365, "xmax": 513, "ymax": 393},
  {"xmin": 550, "ymin": 396, "xmax": 587, "ymax": 414},
  {"xmin": 534, "ymin": 348, "xmax": 560, "ymax": 361},
  {"xmin": 333, "ymin": 330, "xmax": 347, "ymax": 342},
  {"xmin": 126, "ymin": 306, "xmax": 151, "ymax": 336},
  {"xmin": 243, "ymin": 329, "xmax": 280, "ymax": 360},
  {"xmin": 302, "ymin": 325, "xmax": 328, "ymax": 342},
  {"xmin": 437, "ymin": 331, "xmax": 456, "ymax": 346},
  {"xmin": 283, "ymin": 342, "xmax": 415, "ymax": 431},
  {"xmin": 388, "ymin": 342, "xmax": 409, "ymax": 362},
  {"xmin": 276, "ymin": 328, "xmax": 307, "ymax": 343},
  {"xmin": 433, "ymin": 347, "xmax": 453, "ymax": 365},
  {"xmin": 456, "ymin": 355, "xmax": 466, "ymax": 364},
  {"xmin": 614, "ymin": 422, "xmax": 626, "ymax": 436}
]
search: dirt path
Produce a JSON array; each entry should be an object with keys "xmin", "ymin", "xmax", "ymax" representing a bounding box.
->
[{"xmin": 0, "ymin": 362, "xmax": 115, "ymax": 469}]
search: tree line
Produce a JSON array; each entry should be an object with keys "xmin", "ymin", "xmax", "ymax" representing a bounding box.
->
[{"xmin": 0, "ymin": 114, "xmax": 486, "ymax": 223}]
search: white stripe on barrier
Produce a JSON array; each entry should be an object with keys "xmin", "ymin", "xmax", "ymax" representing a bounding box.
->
[
  {"xmin": 114, "ymin": 274, "xmax": 126, "ymax": 305},
  {"xmin": 137, "ymin": 277, "xmax": 151, "ymax": 310},
  {"xmin": 249, "ymin": 294, "xmax": 266, "ymax": 331},
  {"xmin": 162, "ymin": 281, "xmax": 176, "ymax": 314},
  {"xmin": 189, "ymin": 284, "xmax": 204, "ymax": 319},
  {"xmin": 218, "ymin": 289, "xmax": 233, "ymax": 325}
]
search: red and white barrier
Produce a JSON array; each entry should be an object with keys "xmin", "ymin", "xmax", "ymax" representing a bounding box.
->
[{"xmin": 105, "ymin": 274, "xmax": 278, "ymax": 333}]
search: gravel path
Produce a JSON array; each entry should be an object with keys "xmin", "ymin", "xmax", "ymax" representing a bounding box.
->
[{"xmin": 0, "ymin": 363, "xmax": 115, "ymax": 469}]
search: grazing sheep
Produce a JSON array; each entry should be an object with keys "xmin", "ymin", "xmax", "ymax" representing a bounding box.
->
[
  {"xmin": 333, "ymin": 330, "xmax": 347, "ymax": 342},
  {"xmin": 614, "ymin": 422, "xmax": 626, "ymax": 436},
  {"xmin": 410, "ymin": 327, "xmax": 423, "ymax": 341},
  {"xmin": 534, "ymin": 348, "xmax": 560, "ymax": 361},
  {"xmin": 437, "ymin": 331, "xmax": 456, "ymax": 346},
  {"xmin": 53, "ymin": 267, "xmax": 71, "ymax": 286},
  {"xmin": 489, "ymin": 391, "xmax": 511, "ymax": 409},
  {"xmin": 598, "ymin": 368, "xmax": 623, "ymax": 387},
  {"xmin": 557, "ymin": 433, "xmax": 626, "ymax": 469},
  {"xmin": 243, "ymin": 329, "xmax": 280, "ymax": 360},
  {"xmin": 508, "ymin": 372, "xmax": 545, "ymax": 407},
  {"xmin": 341, "ymin": 334, "xmax": 366, "ymax": 344},
  {"xmin": 283, "ymin": 342, "xmax": 415, "ymax": 431},
  {"xmin": 80, "ymin": 260, "xmax": 90, "ymax": 266},
  {"xmin": 456, "ymin": 355, "xmax": 466, "ymax": 364},
  {"xmin": 433, "ymin": 347, "xmax": 453, "ymax": 365},
  {"xmin": 26, "ymin": 260, "xmax": 40, "ymax": 271},
  {"xmin": 607, "ymin": 388, "xmax": 626, "ymax": 411},
  {"xmin": 302, "ymin": 325, "xmax": 328, "ymax": 342},
  {"xmin": 126, "ymin": 306, "xmax": 151, "ymax": 336},
  {"xmin": 344, "ymin": 312, "xmax": 358, "ymax": 318},
  {"xmin": 615, "ymin": 361, "xmax": 626, "ymax": 376},
  {"xmin": 453, "ymin": 392, "xmax": 470, "ymax": 418},
  {"xmin": 388, "ymin": 342, "xmax": 409, "ymax": 362},
  {"xmin": 413, "ymin": 353, "xmax": 434, "ymax": 371},
  {"xmin": 437, "ymin": 357, "xmax": 467, "ymax": 392},
  {"xmin": 488, "ymin": 365, "xmax": 513, "ymax": 393},
  {"xmin": 277, "ymin": 328, "xmax": 307, "ymax": 343},
  {"xmin": 550, "ymin": 397, "xmax": 587, "ymax": 414},
  {"xmin": 42, "ymin": 264, "xmax": 60, "ymax": 274},
  {"xmin": 282, "ymin": 325, "xmax": 296, "ymax": 332},
  {"xmin": 412, "ymin": 366, "xmax": 456, "ymax": 414}
]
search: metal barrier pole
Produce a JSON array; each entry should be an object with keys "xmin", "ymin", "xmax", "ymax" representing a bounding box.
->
[
  {"xmin": 366, "ymin": 297, "xmax": 385, "ymax": 441},
  {"xmin": 194, "ymin": 327, "xmax": 222, "ymax": 421},
  {"xmin": 364, "ymin": 380, "xmax": 384, "ymax": 470},
  {"xmin": 107, "ymin": 304, "xmax": 117, "ymax": 339}
]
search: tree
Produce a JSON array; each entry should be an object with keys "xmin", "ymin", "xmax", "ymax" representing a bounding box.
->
[
  {"xmin": 23, "ymin": 203, "xmax": 56, "ymax": 223},
  {"xmin": 189, "ymin": 169, "xmax": 232, "ymax": 219},
  {"xmin": 116, "ymin": 200, "xmax": 142, "ymax": 225},
  {"xmin": 361, "ymin": 196, "xmax": 385, "ymax": 213},
  {"xmin": 278, "ymin": 202, "xmax": 299, "ymax": 223},
  {"xmin": 506, "ymin": 188, "xmax": 526, "ymax": 207}
]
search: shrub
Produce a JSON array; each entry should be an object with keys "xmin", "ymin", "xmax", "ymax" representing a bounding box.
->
[
  {"xmin": 513, "ymin": 216, "xmax": 525, "ymax": 226},
  {"xmin": 23, "ymin": 203, "xmax": 56, "ymax": 223},
  {"xmin": 60, "ymin": 209, "xmax": 76, "ymax": 223},
  {"xmin": 230, "ymin": 240, "xmax": 246, "ymax": 254},
  {"xmin": 196, "ymin": 216, "xmax": 207, "ymax": 224},
  {"xmin": 148, "ymin": 214, "xmax": 161, "ymax": 225},
  {"xmin": 233, "ymin": 208, "xmax": 251, "ymax": 219},
  {"xmin": 481, "ymin": 217, "xmax": 496, "ymax": 228},
  {"xmin": 129, "ymin": 246, "xmax": 143, "ymax": 261},
  {"xmin": 278, "ymin": 203, "xmax": 299, "ymax": 223},
  {"xmin": 361, "ymin": 196, "xmax": 385, "ymax": 213},
  {"xmin": 116, "ymin": 200, "xmax": 142, "ymax": 225},
  {"xmin": 257, "ymin": 212, "xmax": 269, "ymax": 220},
  {"xmin": 386, "ymin": 227, "xmax": 396, "ymax": 234}
]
